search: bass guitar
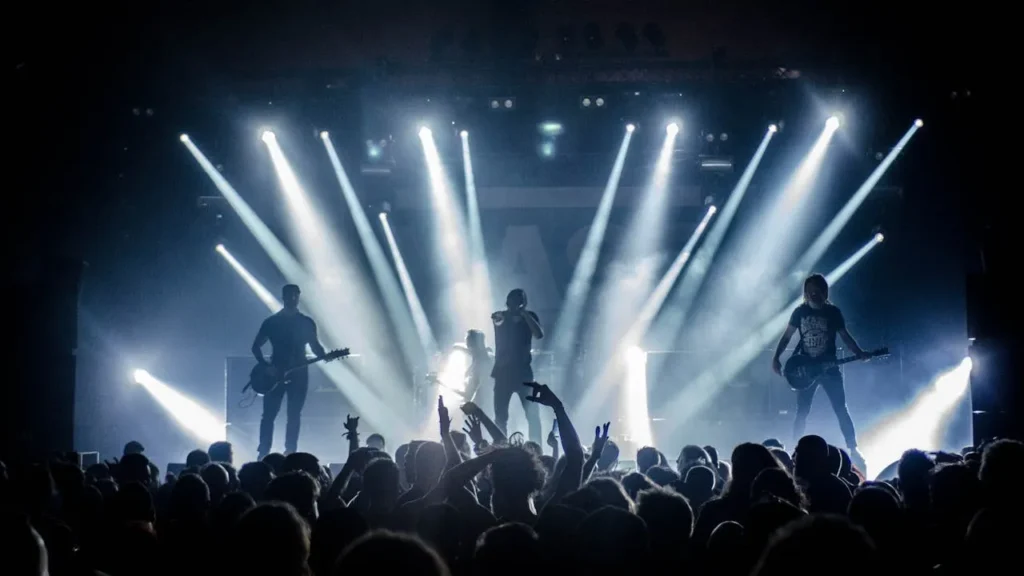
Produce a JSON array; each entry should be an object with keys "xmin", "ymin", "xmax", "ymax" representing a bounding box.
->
[
  {"xmin": 784, "ymin": 347, "xmax": 888, "ymax": 391},
  {"xmin": 245, "ymin": 348, "xmax": 350, "ymax": 396}
]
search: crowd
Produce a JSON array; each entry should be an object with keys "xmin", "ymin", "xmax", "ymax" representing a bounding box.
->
[{"xmin": 3, "ymin": 382, "xmax": 1022, "ymax": 576}]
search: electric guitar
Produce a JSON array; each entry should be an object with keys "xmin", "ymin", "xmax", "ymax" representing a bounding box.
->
[
  {"xmin": 784, "ymin": 347, "xmax": 888, "ymax": 391},
  {"xmin": 245, "ymin": 348, "xmax": 350, "ymax": 396}
]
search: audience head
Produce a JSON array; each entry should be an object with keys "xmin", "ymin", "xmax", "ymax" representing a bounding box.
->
[
  {"xmin": 794, "ymin": 435, "xmax": 830, "ymax": 478},
  {"xmin": 200, "ymin": 462, "xmax": 230, "ymax": 504},
  {"xmin": 684, "ymin": 465, "xmax": 717, "ymax": 495},
  {"xmin": 169, "ymin": 473, "xmax": 210, "ymax": 521},
  {"xmin": 636, "ymin": 446, "xmax": 660, "ymax": 473},
  {"xmin": 265, "ymin": 471, "xmax": 320, "ymax": 523},
  {"xmin": 186, "ymin": 449, "xmax": 210, "ymax": 469},
  {"xmin": 283, "ymin": 452, "xmax": 322, "ymax": 479},
  {"xmin": 827, "ymin": 444, "xmax": 842, "ymax": 475},
  {"xmin": 621, "ymin": 471, "xmax": 656, "ymax": 501},
  {"xmin": 111, "ymin": 481, "xmax": 156, "ymax": 524},
  {"xmin": 576, "ymin": 506, "xmax": 650, "ymax": 574},
  {"xmin": 475, "ymin": 522, "xmax": 540, "ymax": 576},
  {"xmin": 123, "ymin": 440, "xmax": 145, "ymax": 456},
  {"xmin": 239, "ymin": 461, "xmax": 274, "ymax": 501},
  {"xmin": 586, "ymin": 477, "xmax": 633, "ymax": 511},
  {"xmin": 413, "ymin": 441, "xmax": 445, "ymax": 489},
  {"xmin": 311, "ymin": 508, "xmax": 368, "ymax": 576},
  {"xmin": 262, "ymin": 452, "xmax": 286, "ymax": 474},
  {"xmin": 490, "ymin": 447, "xmax": 545, "ymax": 510},
  {"xmin": 980, "ymin": 439, "xmax": 1024, "ymax": 506},
  {"xmin": 362, "ymin": 457, "xmax": 401, "ymax": 508},
  {"xmin": 751, "ymin": 467, "xmax": 804, "ymax": 508},
  {"xmin": 645, "ymin": 465, "xmax": 680, "ymax": 487},
  {"xmin": 677, "ymin": 444, "xmax": 711, "ymax": 473},
  {"xmin": 233, "ymin": 502, "xmax": 311, "ymax": 576},
  {"xmin": 208, "ymin": 441, "xmax": 234, "ymax": 465},
  {"xmin": 897, "ymin": 449, "xmax": 934, "ymax": 504},
  {"xmin": 636, "ymin": 487, "xmax": 693, "ymax": 553},
  {"xmin": 763, "ymin": 438, "xmax": 785, "ymax": 451},
  {"xmin": 753, "ymin": 514, "xmax": 877, "ymax": 576},
  {"xmin": 726, "ymin": 442, "xmax": 781, "ymax": 499},
  {"xmin": 116, "ymin": 453, "xmax": 153, "ymax": 486},
  {"xmin": 771, "ymin": 447, "xmax": 794, "ymax": 473},
  {"xmin": 334, "ymin": 531, "xmax": 449, "ymax": 576},
  {"xmin": 365, "ymin": 433, "xmax": 386, "ymax": 452}
]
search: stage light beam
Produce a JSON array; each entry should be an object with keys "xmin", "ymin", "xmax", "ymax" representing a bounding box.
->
[{"xmin": 133, "ymin": 369, "xmax": 226, "ymax": 444}]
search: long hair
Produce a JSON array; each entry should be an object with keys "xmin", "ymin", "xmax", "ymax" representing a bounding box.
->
[{"xmin": 802, "ymin": 274, "xmax": 829, "ymax": 303}]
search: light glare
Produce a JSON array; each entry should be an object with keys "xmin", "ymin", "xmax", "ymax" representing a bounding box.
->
[
  {"xmin": 261, "ymin": 130, "xmax": 276, "ymax": 143},
  {"xmin": 320, "ymin": 131, "xmax": 329, "ymax": 140},
  {"xmin": 419, "ymin": 126, "xmax": 432, "ymax": 138},
  {"xmin": 826, "ymin": 116, "xmax": 840, "ymax": 130},
  {"xmin": 875, "ymin": 232, "xmax": 885, "ymax": 242},
  {"xmin": 915, "ymin": 118, "xmax": 924, "ymax": 127},
  {"xmin": 667, "ymin": 122, "xmax": 680, "ymax": 135},
  {"xmin": 460, "ymin": 130, "xmax": 468, "ymax": 138},
  {"xmin": 626, "ymin": 123, "xmax": 636, "ymax": 132},
  {"xmin": 768, "ymin": 124, "xmax": 778, "ymax": 133},
  {"xmin": 179, "ymin": 133, "xmax": 189, "ymax": 142}
]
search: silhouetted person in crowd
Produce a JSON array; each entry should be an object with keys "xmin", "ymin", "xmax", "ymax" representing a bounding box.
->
[
  {"xmin": 677, "ymin": 444, "xmax": 712, "ymax": 477},
  {"xmin": 979, "ymin": 438, "xmax": 1024, "ymax": 508},
  {"xmin": 365, "ymin": 433, "xmax": 386, "ymax": 452},
  {"xmin": 186, "ymin": 449, "xmax": 210, "ymax": 469},
  {"xmin": 646, "ymin": 465, "xmax": 681, "ymax": 487},
  {"xmin": 310, "ymin": 508, "xmax": 368, "ymax": 576},
  {"xmin": 233, "ymin": 502, "xmax": 312, "ymax": 576},
  {"xmin": 123, "ymin": 440, "xmax": 145, "ymax": 456},
  {"xmin": 576, "ymin": 506, "xmax": 650, "ymax": 575},
  {"xmin": 794, "ymin": 435, "xmax": 851, "ymax": 514},
  {"xmin": 491, "ymin": 288, "xmax": 544, "ymax": 443},
  {"xmin": 356, "ymin": 457, "xmax": 401, "ymax": 528},
  {"xmin": 208, "ymin": 440, "xmax": 234, "ymax": 465},
  {"xmin": 252, "ymin": 283, "xmax": 328, "ymax": 458},
  {"xmin": 266, "ymin": 471, "xmax": 320, "ymax": 524},
  {"xmin": 417, "ymin": 504, "xmax": 463, "ymax": 574},
  {"xmin": 334, "ymin": 531, "xmax": 450, "ymax": 576},
  {"xmin": 397, "ymin": 441, "xmax": 445, "ymax": 506},
  {"xmin": 694, "ymin": 443, "xmax": 782, "ymax": 546},
  {"xmin": 751, "ymin": 467, "xmax": 806, "ymax": 509},
  {"xmin": 636, "ymin": 487, "xmax": 693, "ymax": 570},
  {"xmin": 636, "ymin": 446, "xmax": 660, "ymax": 474},
  {"xmin": 475, "ymin": 522, "xmax": 541, "ymax": 576},
  {"xmin": 239, "ymin": 460, "xmax": 274, "ymax": 501},
  {"xmin": 753, "ymin": 514, "xmax": 878, "ymax": 576},
  {"xmin": 897, "ymin": 448, "xmax": 934, "ymax": 518},
  {"xmin": 621, "ymin": 471, "xmax": 656, "ymax": 500},
  {"xmin": 677, "ymin": 464, "xmax": 716, "ymax": 510},
  {"xmin": 201, "ymin": 462, "xmax": 230, "ymax": 505}
]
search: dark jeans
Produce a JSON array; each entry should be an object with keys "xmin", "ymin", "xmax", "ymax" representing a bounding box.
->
[
  {"xmin": 258, "ymin": 368, "xmax": 309, "ymax": 457},
  {"xmin": 493, "ymin": 373, "xmax": 541, "ymax": 445},
  {"xmin": 793, "ymin": 367, "xmax": 858, "ymax": 449}
]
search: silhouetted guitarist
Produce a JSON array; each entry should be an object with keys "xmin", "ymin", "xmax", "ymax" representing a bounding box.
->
[
  {"xmin": 252, "ymin": 284, "xmax": 326, "ymax": 459},
  {"xmin": 771, "ymin": 274, "xmax": 868, "ymax": 468}
]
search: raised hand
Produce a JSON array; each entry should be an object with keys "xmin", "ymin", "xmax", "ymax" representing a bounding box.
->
[
  {"xmin": 460, "ymin": 401, "xmax": 482, "ymax": 417},
  {"xmin": 462, "ymin": 414, "xmax": 484, "ymax": 445},
  {"xmin": 343, "ymin": 414, "xmax": 360, "ymax": 439},
  {"xmin": 592, "ymin": 422, "xmax": 611, "ymax": 456},
  {"xmin": 438, "ymin": 396, "xmax": 452, "ymax": 434},
  {"xmin": 523, "ymin": 382, "xmax": 562, "ymax": 409}
]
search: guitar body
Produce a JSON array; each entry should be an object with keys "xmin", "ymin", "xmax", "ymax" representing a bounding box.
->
[
  {"xmin": 784, "ymin": 347, "xmax": 889, "ymax": 391},
  {"xmin": 783, "ymin": 355, "xmax": 831, "ymax": 391},
  {"xmin": 245, "ymin": 348, "xmax": 351, "ymax": 397},
  {"xmin": 247, "ymin": 364, "xmax": 285, "ymax": 396}
]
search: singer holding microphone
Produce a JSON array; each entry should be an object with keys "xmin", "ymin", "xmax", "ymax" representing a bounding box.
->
[{"xmin": 490, "ymin": 288, "xmax": 544, "ymax": 443}]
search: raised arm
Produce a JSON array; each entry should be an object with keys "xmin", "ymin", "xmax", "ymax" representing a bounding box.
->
[
  {"xmin": 582, "ymin": 423, "xmax": 610, "ymax": 482},
  {"xmin": 438, "ymin": 396, "xmax": 463, "ymax": 473},
  {"xmin": 343, "ymin": 414, "xmax": 360, "ymax": 455},
  {"xmin": 525, "ymin": 382, "xmax": 583, "ymax": 503},
  {"xmin": 251, "ymin": 320, "xmax": 270, "ymax": 365},
  {"xmin": 461, "ymin": 402, "xmax": 507, "ymax": 445}
]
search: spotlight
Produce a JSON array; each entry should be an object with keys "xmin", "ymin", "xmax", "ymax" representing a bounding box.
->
[
  {"xmin": 133, "ymin": 369, "xmax": 149, "ymax": 384},
  {"xmin": 215, "ymin": 243, "xmax": 225, "ymax": 253},
  {"xmin": 626, "ymin": 123, "xmax": 636, "ymax": 133},
  {"xmin": 705, "ymin": 133, "xmax": 715, "ymax": 142},
  {"xmin": 708, "ymin": 205, "xmax": 718, "ymax": 215},
  {"xmin": 539, "ymin": 122, "xmax": 564, "ymax": 136},
  {"xmin": 504, "ymin": 98, "xmax": 514, "ymax": 109},
  {"xmin": 379, "ymin": 211, "xmax": 388, "ymax": 221},
  {"xmin": 582, "ymin": 97, "xmax": 592, "ymax": 108},
  {"xmin": 595, "ymin": 97, "xmax": 605, "ymax": 107},
  {"xmin": 915, "ymin": 118, "xmax": 924, "ymax": 127},
  {"xmin": 490, "ymin": 100, "xmax": 500, "ymax": 109},
  {"xmin": 319, "ymin": 131, "xmax": 329, "ymax": 140},
  {"xmin": 720, "ymin": 133, "xmax": 729, "ymax": 141},
  {"xmin": 179, "ymin": 133, "xmax": 190, "ymax": 142},
  {"xmin": 768, "ymin": 124, "xmax": 778, "ymax": 133},
  {"xmin": 875, "ymin": 232, "xmax": 885, "ymax": 242},
  {"xmin": 460, "ymin": 130, "xmax": 469, "ymax": 138},
  {"xmin": 666, "ymin": 122, "xmax": 680, "ymax": 135},
  {"xmin": 260, "ymin": 130, "xmax": 276, "ymax": 143},
  {"xmin": 826, "ymin": 116, "xmax": 841, "ymax": 130},
  {"xmin": 419, "ymin": 126, "xmax": 432, "ymax": 138},
  {"xmin": 539, "ymin": 141, "xmax": 555, "ymax": 158}
]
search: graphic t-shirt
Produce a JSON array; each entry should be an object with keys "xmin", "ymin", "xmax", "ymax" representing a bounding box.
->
[
  {"xmin": 491, "ymin": 310, "xmax": 539, "ymax": 380},
  {"xmin": 788, "ymin": 303, "xmax": 845, "ymax": 359},
  {"xmin": 258, "ymin": 311, "xmax": 317, "ymax": 367}
]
